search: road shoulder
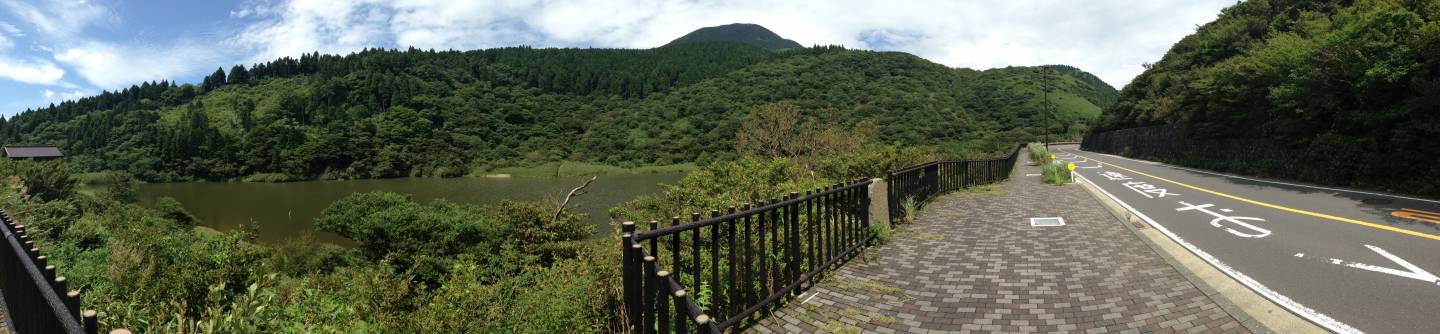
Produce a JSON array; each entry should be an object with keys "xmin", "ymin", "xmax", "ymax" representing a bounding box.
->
[{"xmin": 1074, "ymin": 170, "xmax": 1325, "ymax": 334}]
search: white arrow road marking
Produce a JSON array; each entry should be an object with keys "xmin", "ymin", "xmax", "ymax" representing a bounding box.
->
[{"xmin": 1336, "ymin": 245, "xmax": 1440, "ymax": 285}]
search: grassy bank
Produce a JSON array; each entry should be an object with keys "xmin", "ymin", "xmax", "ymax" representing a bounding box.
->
[{"xmin": 480, "ymin": 161, "xmax": 698, "ymax": 178}]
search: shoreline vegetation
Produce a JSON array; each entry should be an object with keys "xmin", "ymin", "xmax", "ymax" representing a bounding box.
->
[
  {"xmin": 76, "ymin": 161, "xmax": 700, "ymax": 185},
  {"xmin": 479, "ymin": 161, "xmax": 698, "ymax": 178}
]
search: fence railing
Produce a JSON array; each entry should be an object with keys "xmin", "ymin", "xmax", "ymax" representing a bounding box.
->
[
  {"xmin": 619, "ymin": 144, "xmax": 1027, "ymax": 333},
  {"xmin": 621, "ymin": 179, "xmax": 873, "ymax": 333},
  {"xmin": 887, "ymin": 144, "xmax": 1024, "ymax": 223},
  {"xmin": 0, "ymin": 210, "xmax": 109, "ymax": 334}
]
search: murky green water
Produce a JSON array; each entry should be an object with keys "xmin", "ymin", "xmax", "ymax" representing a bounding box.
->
[{"xmin": 132, "ymin": 173, "xmax": 683, "ymax": 245}]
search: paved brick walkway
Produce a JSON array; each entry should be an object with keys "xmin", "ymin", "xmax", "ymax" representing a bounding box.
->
[{"xmin": 752, "ymin": 159, "xmax": 1252, "ymax": 333}]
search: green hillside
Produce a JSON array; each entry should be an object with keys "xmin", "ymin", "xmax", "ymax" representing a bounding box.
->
[
  {"xmin": 1095, "ymin": 0, "xmax": 1440, "ymax": 195},
  {"xmin": 662, "ymin": 23, "xmax": 804, "ymax": 50},
  {"xmin": 1, "ymin": 31, "xmax": 1115, "ymax": 182}
]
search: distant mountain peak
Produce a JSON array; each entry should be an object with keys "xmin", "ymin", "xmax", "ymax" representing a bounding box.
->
[{"xmin": 663, "ymin": 23, "xmax": 803, "ymax": 50}]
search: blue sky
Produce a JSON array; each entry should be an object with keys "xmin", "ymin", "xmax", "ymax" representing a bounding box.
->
[{"xmin": 0, "ymin": 0, "xmax": 1236, "ymax": 117}]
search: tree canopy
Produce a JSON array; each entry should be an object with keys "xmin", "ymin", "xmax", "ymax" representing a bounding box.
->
[
  {"xmin": 2, "ymin": 43, "xmax": 1116, "ymax": 182},
  {"xmin": 1096, "ymin": 0, "xmax": 1440, "ymax": 195}
]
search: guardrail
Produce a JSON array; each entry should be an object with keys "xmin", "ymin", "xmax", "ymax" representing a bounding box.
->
[
  {"xmin": 0, "ymin": 210, "xmax": 113, "ymax": 334},
  {"xmin": 886, "ymin": 144, "xmax": 1024, "ymax": 223},
  {"xmin": 621, "ymin": 179, "xmax": 873, "ymax": 333}
]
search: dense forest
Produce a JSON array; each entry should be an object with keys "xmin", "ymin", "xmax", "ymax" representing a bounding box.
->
[
  {"xmin": 1, "ymin": 41, "xmax": 1114, "ymax": 182},
  {"xmin": 1095, "ymin": 0, "xmax": 1440, "ymax": 195}
]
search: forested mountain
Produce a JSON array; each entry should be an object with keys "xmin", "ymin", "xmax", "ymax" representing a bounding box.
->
[
  {"xmin": 662, "ymin": 23, "xmax": 804, "ymax": 50},
  {"xmin": 1, "ymin": 26, "xmax": 1115, "ymax": 182},
  {"xmin": 1095, "ymin": 0, "xmax": 1440, "ymax": 194}
]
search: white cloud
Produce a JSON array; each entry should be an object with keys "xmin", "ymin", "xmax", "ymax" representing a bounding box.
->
[
  {"xmin": 231, "ymin": 0, "xmax": 392, "ymax": 63},
  {"xmin": 0, "ymin": 0, "xmax": 111, "ymax": 38},
  {"xmin": 42, "ymin": 88, "xmax": 89, "ymax": 103},
  {"xmin": 230, "ymin": 0, "xmax": 1231, "ymax": 88},
  {"xmin": 0, "ymin": 55, "xmax": 64, "ymax": 85},
  {"xmin": 53, "ymin": 41, "xmax": 225, "ymax": 89},
  {"xmin": 0, "ymin": 21, "xmax": 20, "ymax": 36}
]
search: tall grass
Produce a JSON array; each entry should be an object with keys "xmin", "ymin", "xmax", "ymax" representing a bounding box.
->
[
  {"xmin": 1041, "ymin": 162, "xmax": 1072, "ymax": 185},
  {"xmin": 901, "ymin": 196, "xmax": 919, "ymax": 223},
  {"xmin": 1028, "ymin": 144, "xmax": 1050, "ymax": 164}
]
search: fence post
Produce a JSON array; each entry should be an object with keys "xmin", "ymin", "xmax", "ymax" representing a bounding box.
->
[
  {"xmin": 642, "ymin": 255, "xmax": 657, "ymax": 334},
  {"xmin": 621, "ymin": 222, "xmax": 640, "ymax": 332},
  {"xmin": 787, "ymin": 192, "xmax": 800, "ymax": 295},
  {"xmin": 83, "ymin": 310, "xmax": 97, "ymax": 334},
  {"xmin": 669, "ymin": 216, "xmax": 681, "ymax": 290},
  {"xmin": 726, "ymin": 205, "xmax": 738, "ymax": 318},
  {"xmin": 862, "ymin": 181, "xmax": 873, "ymax": 241},
  {"xmin": 656, "ymin": 270, "xmax": 671, "ymax": 333},
  {"xmin": 689, "ymin": 212, "xmax": 701, "ymax": 305},
  {"xmin": 709, "ymin": 209, "xmax": 721, "ymax": 315}
]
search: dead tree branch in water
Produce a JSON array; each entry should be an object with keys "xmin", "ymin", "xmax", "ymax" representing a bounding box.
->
[{"xmin": 554, "ymin": 175, "xmax": 598, "ymax": 222}]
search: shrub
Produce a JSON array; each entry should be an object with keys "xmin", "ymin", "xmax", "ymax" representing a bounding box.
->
[
  {"xmin": 155, "ymin": 196, "xmax": 199, "ymax": 229},
  {"xmin": 0, "ymin": 159, "xmax": 78, "ymax": 201},
  {"xmin": 265, "ymin": 234, "xmax": 362, "ymax": 276},
  {"xmin": 314, "ymin": 192, "xmax": 505, "ymax": 264},
  {"xmin": 242, "ymin": 173, "xmax": 299, "ymax": 182},
  {"xmin": 102, "ymin": 173, "xmax": 140, "ymax": 203}
]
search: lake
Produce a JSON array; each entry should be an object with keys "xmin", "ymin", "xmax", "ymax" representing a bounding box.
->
[{"xmin": 132, "ymin": 172, "xmax": 684, "ymax": 245}]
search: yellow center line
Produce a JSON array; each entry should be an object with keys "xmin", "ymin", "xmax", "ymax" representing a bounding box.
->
[{"xmin": 1069, "ymin": 151, "xmax": 1440, "ymax": 242}]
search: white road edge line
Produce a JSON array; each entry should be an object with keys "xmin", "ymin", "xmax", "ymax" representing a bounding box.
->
[
  {"xmin": 1072, "ymin": 171, "xmax": 1362, "ymax": 334},
  {"xmin": 1088, "ymin": 151, "xmax": 1440, "ymax": 205}
]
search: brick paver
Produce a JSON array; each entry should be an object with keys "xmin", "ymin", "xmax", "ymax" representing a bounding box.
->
[{"xmin": 752, "ymin": 158, "xmax": 1251, "ymax": 333}]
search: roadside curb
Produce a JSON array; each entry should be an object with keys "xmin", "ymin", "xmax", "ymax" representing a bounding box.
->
[{"xmin": 1075, "ymin": 173, "xmax": 1326, "ymax": 334}]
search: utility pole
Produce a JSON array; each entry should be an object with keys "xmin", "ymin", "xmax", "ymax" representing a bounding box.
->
[{"xmin": 1042, "ymin": 66, "xmax": 1050, "ymax": 150}]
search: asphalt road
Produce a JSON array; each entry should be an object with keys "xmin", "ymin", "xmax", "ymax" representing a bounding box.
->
[{"xmin": 1048, "ymin": 144, "xmax": 1440, "ymax": 334}]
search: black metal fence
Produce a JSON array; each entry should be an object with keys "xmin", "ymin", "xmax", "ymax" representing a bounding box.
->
[
  {"xmin": 886, "ymin": 144, "xmax": 1024, "ymax": 223},
  {"xmin": 621, "ymin": 179, "xmax": 873, "ymax": 333},
  {"xmin": 0, "ymin": 210, "xmax": 107, "ymax": 334}
]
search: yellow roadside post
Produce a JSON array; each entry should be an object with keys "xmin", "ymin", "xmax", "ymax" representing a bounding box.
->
[{"xmin": 1067, "ymin": 162, "xmax": 1076, "ymax": 183}]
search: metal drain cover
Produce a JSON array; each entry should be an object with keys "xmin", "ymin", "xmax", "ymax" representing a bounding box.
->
[{"xmin": 1030, "ymin": 217, "xmax": 1065, "ymax": 227}]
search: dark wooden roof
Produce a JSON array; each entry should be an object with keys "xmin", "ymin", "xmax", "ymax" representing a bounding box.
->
[{"xmin": 3, "ymin": 145, "xmax": 63, "ymax": 158}]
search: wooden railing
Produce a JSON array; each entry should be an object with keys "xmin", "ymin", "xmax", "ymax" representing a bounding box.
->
[{"xmin": 0, "ymin": 210, "xmax": 121, "ymax": 334}]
